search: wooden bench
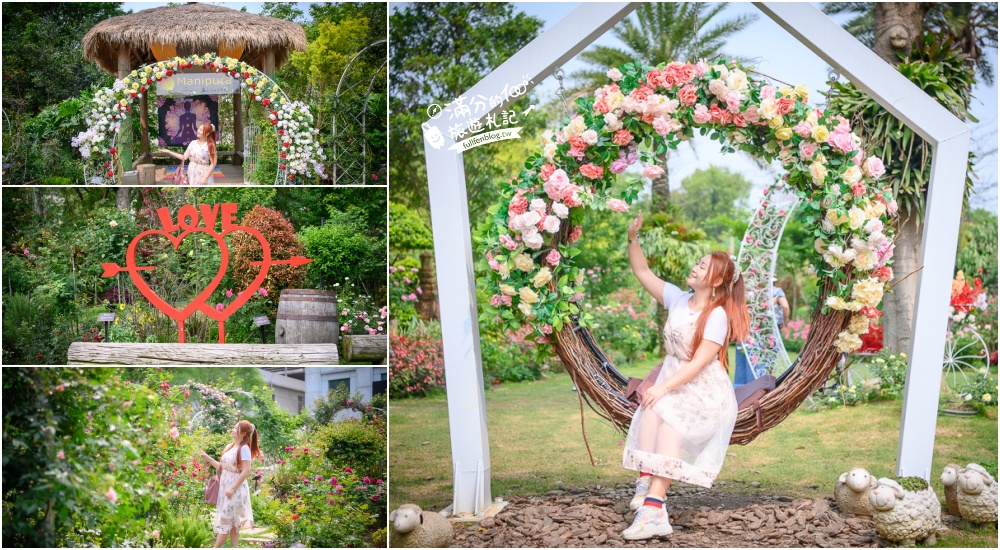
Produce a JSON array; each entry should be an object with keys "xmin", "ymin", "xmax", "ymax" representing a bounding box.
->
[{"xmin": 67, "ymin": 343, "xmax": 338, "ymax": 365}]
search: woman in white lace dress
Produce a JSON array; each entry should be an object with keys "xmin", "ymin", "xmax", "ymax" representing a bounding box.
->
[
  {"xmin": 620, "ymin": 212, "xmax": 749, "ymax": 541},
  {"xmin": 158, "ymin": 122, "xmax": 218, "ymax": 185},
  {"xmin": 199, "ymin": 420, "xmax": 261, "ymax": 548}
]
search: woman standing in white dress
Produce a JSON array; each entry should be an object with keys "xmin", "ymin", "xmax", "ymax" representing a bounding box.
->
[
  {"xmin": 620, "ymin": 212, "xmax": 749, "ymax": 540},
  {"xmin": 199, "ymin": 420, "xmax": 261, "ymax": 548},
  {"xmin": 158, "ymin": 122, "xmax": 218, "ymax": 185}
]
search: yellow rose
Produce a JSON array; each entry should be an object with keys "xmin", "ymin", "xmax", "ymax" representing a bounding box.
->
[
  {"xmin": 768, "ymin": 116, "xmax": 785, "ymax": 130},
  {"xmin": 280, "ymin": 98, "xmax": 287, "ymax": 105},
  {"xmin": 811, "ymin": 162, "xmax": 829, "ymax": 185},
  {"xmin": 518, "ymin": 287, "xmax": 539, "ymax": 304},
  {"xmin": 814, "ymin": 238, "xmax": 828, "ymax": 254},
  {"xmin": 759, "ymin": 98, "xmax": 778, "ymax": 119},
  {"xmin": 513, "ymin": 253, "xmax": 534, "ymax": 272},
  {"xmin": 854, "ymin": 249, "xmax": 877, "ymax": 271},
  {"xmin": 531, "ymin": 267, "xmax": 553, "ymax": 288},
  {"xmin": 826, "ymin": 296, "xmax": 850, "ymax": 310},
  {"xmin": 564, "ymin": 115, "xmax": 588, "ymax": 137},
  {"xmin": 518, "ymin": 302, "xmax": 534, "ymax": 317},
  {"xmin": 775, "ymin": 127, "xmax": 793, "ymax": 141},
  {"xmin": 498, "ymin": 262, "xmax": 511, "ymax": 280},
  {"xmin": 834, "ymin": 331, "xmax": 863, "ymax": 353},
  {"xmin": 814, "ymin": 152, "xmax": 827, "ymax": 165},
  {"xmin": 864, "ymin": 201, "xmax": 887, "ymax": 220},
  {"xmin": 806, "ymin": 109, "xmax": 819, "ymax": 125},
  {"xmin": 851, "ymin": 278, "xmax": 884, "ymax": 308},
  {"xmin": 825, "ymin": 208, "xmax": 848, "ymax": 226},
  {"xmin": 811, "ymin": 125, "xmax": 830, "ymax": 142},
  {"xmin": 848, "ymin": 315, "xmax": 870, "ymax": 334},
  {"xmin": 123, "ymin": 77, "xmax": 131, "ymax": 85},
  {"xmin": 778, "ymin": 85, "xmax": 795, "ymax": 98},
  {"xmin": 794, "ymin": 84, "xmax": 809, "ymax": 102},
  {"xmin": 499, "ymin": 284, "xmax": 516, "ymax": 296},
  {"xmin": 841, "ymin": 165, "xmax": 863, "ymax": 186},
  {"xmin": 848, "ymin": 207, "xmax": 866, "ymax": 230}
]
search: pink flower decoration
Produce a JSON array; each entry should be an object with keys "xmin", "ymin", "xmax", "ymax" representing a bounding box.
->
[
  {"xmin": 216, "ymin": 303, "xmax": 224, "ymax": 312},
  {"xmin": 546, "ymin": 249, "xmax": 561, "ymax": 266},
  {"xmin": 106, "ymin": 486, "xmax": 117, "ymax": 503},
  {"xmin": 607, "ymin": 198, "xmax": 629, "ymax": 213},
  {"xmin": 258, "ymin": 288, "xmax": 268, "ymax": 296},
  {"xmin": 225, "ymin": 289, "xmax": 233, "ymax": 298},
  {"xmin": 579, "ymin": 164, "xmax": 604, "ymax": 179},
  {"xmin": 57, "ymin": 450, "xmax": 65, "ymax": 459},
  {"xmin": 168, "ymin": 426, "xmax": 180, "ymax": 439}
]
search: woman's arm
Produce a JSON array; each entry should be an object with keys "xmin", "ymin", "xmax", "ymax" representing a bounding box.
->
[
  {"xmin": 157, "ymin": 148, "xmax": 184, "ymax": 160},
  {"xmin": 198, "ymin": 450, "xmax": 221, "ymax": 470},
  {"xmin": 641, "ymin": 339, "xmax": 724, "ymax": 409},
  {"xmin": 627, "ymin": 212, "xmax": 667, "ymax": 305}
]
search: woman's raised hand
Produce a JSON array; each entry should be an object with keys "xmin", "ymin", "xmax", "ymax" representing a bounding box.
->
[{"xmin": 628, "ymin": 211, "xmax": 643, "ymax": 241}]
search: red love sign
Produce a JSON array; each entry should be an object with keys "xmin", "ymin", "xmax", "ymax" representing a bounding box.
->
[{"xmin": 101, "ymin": 203, "xmax": 312, "ymax": 343}]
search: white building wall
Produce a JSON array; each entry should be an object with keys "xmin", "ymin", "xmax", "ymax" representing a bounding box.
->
[{"xmin": 304, "ymin": 367, "xmax": 388, "ymax": 410}]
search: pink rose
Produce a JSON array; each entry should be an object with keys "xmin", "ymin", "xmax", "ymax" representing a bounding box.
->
[
  {"xmin": 863, "ymin": 156, "xmax": 886, "ymax": 179},
  {"xmin": 501, "ymin": 295, "xmax": 512, "ymax": 307},
  {"xmin": 151, "ymin": 530, "xmax": 160, "ymax": 539},
  {"xmin": 546, "ymin": 249, "xmax": 561, "ymax": 266},
  {"xmin": 651, "ymin": 116, "xmax": 670, "ymax": 136},
  {"xmin": 607, "ymin": 198, "xmax": 629, "ymax": 213},
  {"xmin": 828, "ymin": 130, "xmax": 856, "ymax": 154},
  {"xmin": 793, "ymin": 121, "xmax": 812, "ymax": 138},
  {"xmin": 775, "ymin": 97, "xmax": 795, "ymax": 116},
  {"xmin": 692, "ymin": 104, "xmax": 711, "ymax": 124},
  {"xmin": 487, "ymin": 252, "xmax": 500, "ymax": 271},
  {"xmin": 216, "ymin": 303, "xmax": 224, "ymax": 312},
  {"xmin": 642, "ymin": 165, "xmax": 663, "ymax": 179},
  {"xmin": 726, "ymin": 93, "xmax": 742, "ymax": 114},
  {"xmin": 694, "ymin": 60, "xmax": 709, "ymax": 78},
  {"xmin": 851, "ymin": 183, "xmax": 866, "ymax": 197},
  {"xmin": 57, "ymin": 450, "xmax": 65, "ymax": 459},
  {"xmin": 579, "ymin": 164, "xmax": 604, "ymax": 179},
  {"xmin": 568, "ymin": 135, "xmax": 587, "ymax": 151},
  {"xmin": 630, "ymin": 85, "xmax": 654, "ymax": 102},
  {"xmin": 258, "ymin": 287, "xmax": 268, "ymax": 297},
  {"xmin": 798, "ymin": 140, "xmax": 819, "ymax": 161},
  {"xmin": 106, "ymin": 486, "xmax": 117, "ymax": 504},
  {"xmin": 508, "ymin": 190, "xmax": 529, "ymax": 216},
  {"xmin": 677, "ymin": 85, "xmax": 698, "ymax": 106},
  {"xmin": 490, "ymin": 295, "xmax": 502, "ymax": 307},
  {"xmin": 540, "ymin": 164, "xmax": 556, "ymax": 181},
  {"xmin": 610, "ymin": 159, "xmax": 628, "ymax": 174},
  {"xmin": 542, "ymin": 215, "xmax": 561, "ymax": 234},
  {"xmin": 742, "ymin": 106, "xmax": 760, "ymax": 123},
  {"xmin": 612, "ymin": 130, "xmax": 633, "ymax": 146},
  {"xmin": 168, "ymin": 426, "xmax": 180, "ymax": 439},
  {"xmin": 760, "ymin": 85, "xmax": 776, "ymax": 100},
  {"xmin": 540, "ymin": 324, "xmax": 553, "ymax": 335},
  {"xmin": 567, "ymin": 226, "xmax": 583, "ymax": 243},
  {"xmin": 499, "ymin": 234, "xmax": 517, "ymax": 250},
  {"xmin": 225, "ymin": 289, "xmax": 233, "ymax": 298}
]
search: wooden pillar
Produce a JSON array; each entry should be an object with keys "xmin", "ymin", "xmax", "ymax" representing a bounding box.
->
[
  {"xmin": 233, "ymin": 91, "xmax": 243, "ymax": 166},
  {"xmin": 116, "ymin": 47, "xmax": 133, "ymax": 171},
  {"xmin": 263, "ymin": 50, "xmax": 275, "ymax": 77},
  {"xmin": 139, "ymin": 91, "xmax": 151, "ymax": 165}
]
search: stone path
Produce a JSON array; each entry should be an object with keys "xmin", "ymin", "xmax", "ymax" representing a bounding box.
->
[{"xmin": 453, "ymin": 484, "xmax": 883, "ymax": 548}]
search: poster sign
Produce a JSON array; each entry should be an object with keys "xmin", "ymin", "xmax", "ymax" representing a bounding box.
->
[
  {"xmin": 100, "ymin": 203, "xmax": 313, "ymax": 344},
  {"xmin": 159, "ymin": 72, "xmax": 240, "ymax": 95},
  {"xmin": 157, "ymin": 95, "xmax": 219, "ymax": 147}
]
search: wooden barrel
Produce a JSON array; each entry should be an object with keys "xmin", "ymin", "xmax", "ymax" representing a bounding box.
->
[{"xmin": 275, "ymin": 289, "xmax": 339, "ymax": 344}]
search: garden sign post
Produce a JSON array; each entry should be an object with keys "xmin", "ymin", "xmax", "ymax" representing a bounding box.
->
[
  {"xmin": 424, "ymin": 2, "xmax": 640, "ymax": 517},
  {"xmin": 426, "ymin": 1, "xmax": 971, "ymax": 516}
]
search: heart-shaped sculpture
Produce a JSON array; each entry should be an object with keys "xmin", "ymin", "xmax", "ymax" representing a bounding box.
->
[
  {"xmin": 125, "ymin": 228, "xmax": 230, "ymax": 339},
  {"xmin": 195, "ymin": 225, "xmax": 272, "ymax": 321}
]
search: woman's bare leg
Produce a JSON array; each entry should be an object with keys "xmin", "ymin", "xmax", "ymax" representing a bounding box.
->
[
  {"xmin": 229, "ymin": 526, "xmax": 240, "ymax": 548},
  {"xmin": 647, "ymin": 423, "xmax": 684, "ymax": 499},
  {"xmin": 214, "ymin": 533, "xmax": 228, "ymax": 548}
]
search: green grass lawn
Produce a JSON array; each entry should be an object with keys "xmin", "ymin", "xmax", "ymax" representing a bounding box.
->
[{"xmin": 389, "ymin": 362, "xmax": 998, "ymax": 547}]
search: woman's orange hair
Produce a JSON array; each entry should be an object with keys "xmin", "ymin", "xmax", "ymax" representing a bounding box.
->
[
  {"xmin": 224, "ymin": 420, "xmax": 262, "ymax": 470},
  {"xmin": 689, "ymin": 251, "xmax": 750, "ymax": 370},
  {"xmin": 200, "ymin": 122, "xmax": 217, "ymax": 164}
]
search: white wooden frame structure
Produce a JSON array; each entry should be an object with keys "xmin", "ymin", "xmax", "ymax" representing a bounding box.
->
[{"xmin": 423, "ymin": 2, "xmax": 970, "ymax": 516}]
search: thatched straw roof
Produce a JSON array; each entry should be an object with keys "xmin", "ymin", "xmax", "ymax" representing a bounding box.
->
[{"xmin": 83, "ymin": 3, "xmax": 307, "ymax": 74}]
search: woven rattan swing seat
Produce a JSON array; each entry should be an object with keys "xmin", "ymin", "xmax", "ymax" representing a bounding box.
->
[{"xmin": 552, "ymin": 294, "xmax": 849, "ymax": 445}]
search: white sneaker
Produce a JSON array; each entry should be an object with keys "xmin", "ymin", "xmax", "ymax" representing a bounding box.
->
[
  {"xmin": 629, "ymin": 476, "xmax": 652, "ymax": 511},
  {"xmin": 621, "ymin": 505, "xmax": 673, "ymax": 540}
]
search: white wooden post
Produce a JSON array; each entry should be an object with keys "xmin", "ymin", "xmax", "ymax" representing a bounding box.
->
[
  {"xmin": 755, "ymin": 2, "xmax": 970, "ymax": 479},
  {"xmin": 423, "ymin": 2, "xmax": 639, "ymax": 516}
]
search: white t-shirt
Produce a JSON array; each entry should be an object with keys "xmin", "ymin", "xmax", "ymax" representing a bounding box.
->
[
  {"xmin": 662, "ymin": 282, "xmax": 729, "ymax": 345},
  {"xmin": 239, "ymin": 445, "xmax": 250, "ymax": 461}
]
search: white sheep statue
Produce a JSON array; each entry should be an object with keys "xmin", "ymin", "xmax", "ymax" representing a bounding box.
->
[
  {"xmin": 954, "ymin": 463, "xmax": 998, "ymax": 524},
  {"xmin": 834, "ymin": 467, "xmax": 877, "ymax": 517},
  {"xmin": 869, "ymin": 477, "xmax": 946, "ymax": 546},
  {"xmin": 939, "ymin": 463, "xmax": 962, "ymax": 517},
  {"xmin": 389, "ymin": 503, "xmax": 454, "ymax": 548}
]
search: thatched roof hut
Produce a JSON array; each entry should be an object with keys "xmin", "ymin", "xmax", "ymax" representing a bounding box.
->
[{"xmin": 83, "ymin": 3, "xmax": 307, "ymax": 75}]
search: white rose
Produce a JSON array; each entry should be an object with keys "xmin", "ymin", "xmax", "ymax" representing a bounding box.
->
[
  {"xmin": 848, "ymin": 207, "xmax": 866, "ymax": 230},
  {"xmin": 606, "ymin": 68, "xmax": 624, "ymax": 81},
  {"xmin": 725, "ymin": 69, "xmax": 749, "ymax": 93},
  {"xmin": 529, "ymin": 198, "xmax": 547, "ymax": 212},
  {"xmin": 551, "ymin": 202, "xmax": 569, "ymax": 219},
  {"xmin": 603, "ymin": 113, "xmax": 622, "ymax": 132},
  {"xmin": 513, "ymin": 253, "xmax": 534, "ymax": 272},
  {"xmin": 758, "ymin": 98, "xmax": 778, "ymax": 120},
  {"xmin": 542, "ymin": 216, "xmax": 560, "ymax": 234},
  {"xmin": 522, "ymin": 229, "xmax": 544, "ymax": 249},
  {"xmin": 580, "ymin": 129, "xmax": 598, "ymax": 146},
  {"xmin": 543, "ymin": 142, "xmax": 557, "ymax": 161},
  {"xmin": 841, "ymin": 165, "xmax": 862, "ymax": 185}
]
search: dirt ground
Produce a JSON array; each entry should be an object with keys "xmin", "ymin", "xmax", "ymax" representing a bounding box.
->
[{"xmin": 451, "ymin": 482, "xmax": 886, "ymax": 548}]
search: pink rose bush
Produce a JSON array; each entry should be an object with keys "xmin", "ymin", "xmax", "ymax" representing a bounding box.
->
[{"xmin": 478, "ymin": 58, "xmax": 896, "ymax": 353}]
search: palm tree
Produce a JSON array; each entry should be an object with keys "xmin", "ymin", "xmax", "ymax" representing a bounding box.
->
[{"xmin": 571, "ymin": 3, "xmax": 756, "ymax": 209}]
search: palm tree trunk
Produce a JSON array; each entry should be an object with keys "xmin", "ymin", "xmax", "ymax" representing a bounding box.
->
[
  {"xmin": 873, "ymin": 2, "xmax": 930, "ymax": 354},
  {"xmin": 650, "ymin": 151, "xmax": 671, "ymax": 210},
  {"xmin": 115, "ymin": 187, "xmax": 130, "ymax": 211}
]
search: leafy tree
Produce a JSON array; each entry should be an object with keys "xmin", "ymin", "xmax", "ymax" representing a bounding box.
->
[
  {"xmin": 572, "ymin": 3, "xmax": 757, "ymax": 209},
  {"xmin": 1, "ymin": 2, "xmax": 126, "ymax": 115},
  {"xmin": 826, "ymin": 2, "xmax": 996, "ymax": 353},
  {"xmin": 955, "ymin": 209, "xmax": 998, "ymax": 293},
  {"xmin": 389, "ymin": 202, "xmax": 434, "ymax": 258},
  {"xmin": 389, "ymin": 2, "xmax": 544, "ymax": 212},
  {"xmin": 672, "ymin": 166, "xmax": 752, "ymax": 240},
  {"xmin": 300, "ymin": 211, "xmax": 387, "ymax": 292}
]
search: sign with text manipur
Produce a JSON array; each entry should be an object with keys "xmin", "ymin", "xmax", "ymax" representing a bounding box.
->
[{"xmin": 159, "ymin": 72, "xmax": 241, "ymax": 95}]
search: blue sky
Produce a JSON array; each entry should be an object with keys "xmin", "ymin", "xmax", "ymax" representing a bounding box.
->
[{"xmin": 513, "ymin": 2, "xmax": 998, "ymax": 213}]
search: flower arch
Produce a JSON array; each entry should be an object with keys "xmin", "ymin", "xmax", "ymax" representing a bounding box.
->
[
  {"xmin": 73, "ymin": 54, "xmax": 327, "ymax": 184},
  {"xmin": 478, "ymin": 59, "xmax": 897, "ymax": 443}
]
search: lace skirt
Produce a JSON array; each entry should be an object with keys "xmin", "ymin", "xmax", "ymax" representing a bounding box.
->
[
  {"xmin": 622, "ymin": 354, "xmax": 737, "ymax": 487},
  {"xmin": 186, "ymin": 162, "xmax": 215, "ymax": 185},
  {"xmin": 212, "ymin": 469, "xmax": 253, "ymax": 534}
]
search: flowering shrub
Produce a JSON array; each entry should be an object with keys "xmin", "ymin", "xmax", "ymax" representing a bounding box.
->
[
  {"xmin": 389, "ymin": 327, "xmax": 445, "ymax": 398},
  {"xmin": 73, "ymin": 54, "xmax": 326, "ymax": 183},
  {"xmin": 480, "ymin": 326, "xmax": 546, "ymax": 384},
  {"xmin": 952, "ymin": 372, "xmax": 998, "ymax": 409},
  {"xmin": 339, "ymin": 288, "xmax": 388, "ymax": 338},
  {"xmin": 867, "ymin": 351, "xmax": 909, "ymax": 398},
  {"xmin": 389, "ymin": 263, "xmax": 422, "ymax": 324},
  {"xmin": 229, "ymin": 205, "xmax": 307, "ymax": 310},
  {"xmin": 780, "ymin": 320, "xmax": 811, "ymax": 353},
  {"xmin": 478, "ymin": 59, "xmax": 895, "ymax": 356},
  {"xmin": 823, "ymin": 382, "xmax": 873, "ymax": 407},
  {"xmin": 589, "ymin": 289, "xmax": 658, "ymax": 364},
  {"xmin": 313, "ymin": 420, "xmax": 387, "ymax": 480},
  {"xmin": 858, "ymin": 324, "xmax": 883, "ymax": 353},
  {"xmin": 182, "ymin": 382, "xmax": 239, "ymax": 434}
]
